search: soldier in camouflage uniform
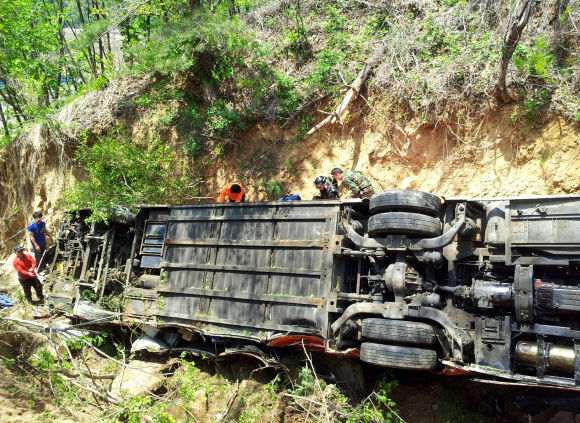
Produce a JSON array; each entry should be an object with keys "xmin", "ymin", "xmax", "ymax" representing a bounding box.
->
[{"xmin": 331, "ymin": 168, "xmax": 374, "ymax": 200}]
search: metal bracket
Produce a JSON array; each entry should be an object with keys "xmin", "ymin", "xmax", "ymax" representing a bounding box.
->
[
  {"xmin": 536, "ymin": 335, "xmax": 546, "ymax": 378},
  {"xmin": 420, "ymin": 203, "xmax": 467, "ymax": 250},
  {"xmin": 331, "ymin": 235, "xmax": 344, "ymax": 255},
  {"xmin": 514, "ymin": 265, "xmax": 534, "ymax": 323},
  {"xmin": 385, "ymin": 252, "xmax": 406, "ymax": 303}
]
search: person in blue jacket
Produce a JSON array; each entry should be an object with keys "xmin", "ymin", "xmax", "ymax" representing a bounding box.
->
[{"xmin": 28, "ymin": 211, "xmax": 53, "ymax": 268}]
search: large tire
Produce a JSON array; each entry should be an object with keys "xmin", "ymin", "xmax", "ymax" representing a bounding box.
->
[
  {"xmin": 368, "ymin": 212, "xmax": 441, "ymax": 237},
  {"xmin": 362, "ymin": 319, "xmax": 436, "ymax": 345},
  {"xmin": 370, "ymin": 190, "xmax": 441, "ymax": 216},
  {"xmin": 360, "ymin": 343, "xmax": 437, "ymax": 370},
  {"xmin": 108, "ymin": 206, "xmax": 136, "ymax": 226}
]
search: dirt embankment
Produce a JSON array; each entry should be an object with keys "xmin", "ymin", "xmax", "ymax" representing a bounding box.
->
[
  {"xmin": 1, "ymin": 79, "xmax": 579, "ymax": 258},
  {"xmin": 204, "ymin": 107, "xmax": 580, "ymax": 202},
  {"xmin": 0, "ymin": 78, "xmax": 152, "ymax": 258}
]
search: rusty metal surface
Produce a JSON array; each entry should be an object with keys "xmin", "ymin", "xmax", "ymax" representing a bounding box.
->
[{"xmin": 135, "ymin": 202, "xmax": 343, "ymax": 339}]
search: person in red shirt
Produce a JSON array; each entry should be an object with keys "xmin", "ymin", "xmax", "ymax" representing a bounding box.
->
[
  {"xmin": 12, "ymin": 245, "xmax": 44, "ymax": 303},
  {"xmin": 218, "ymin": 183, "xmax": 245, "ymax": 203}
]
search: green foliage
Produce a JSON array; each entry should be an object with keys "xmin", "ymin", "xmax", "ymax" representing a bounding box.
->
[
  {"xmin": 441, "ymin": 0, "xmax": 466, "ymax": 6},
  {"xmin": 296, "ymin": 116, "xmax": 314, "ymax": 141},
  {"xmin": 523, "ymin": 98, "xmax": 541, "ymax": 120},
  {"xmin": 65, "ymin": 333, "xmax": 107, "ymax": 352},
  {"xmin": 124, "ymin": 12, "xmax": 250, "ymax": 76},
  {"xmin": 0, "ymin": 135, "xmax": 11, "ymax": 150},
  {"xmin": 539, "ymin": 153, "xmax": 551, "ymax": 167},
  {"xmin": 561, "ymin": 7, "xmax": 572, "ymax": 24},
  {"xmin": 283, "ymin": 160, "xmax": 298, "ymax": 176},
  {"xmin": 346, "ymin": 378, "xmax": 400, "ymax": 423},
  {"xmin": 418, "ymin": 14, "xmax": 463, "ymax": 59},
  {"xmin": 115, "ymin": 396, "xmax": 175, "ymax": 423},
  {"xmin": 184, "ymin": 135, "xmax": 204, "ymax": 158},
  {"xmin": 309, "ymin": 47, "xmax": 347, "ymax": 89},
  {"xmin": 89, "ymin": 75, "xmax": 110, "ymax": 91},
  {"xmin": 325, "ymin": 5, "xmax": 347, "ymax": 33},
  {"xmin": 207, "ymin": 99, "xmax": 244, "ymax": 133},
  {"xmin": 2, "ymin": 0, "xmax": 580, "ymax": 139},
  {"xmin": 135, "ymin": 93, "xmax": 154, "ymax": 108},
  {"xmin": 510, "ymin": 111, "xmax": 519, "ymax": 124},
  {"xmin": 513, "ymin": 37, "xmax": 555, "ymax": 80},
  {"xmin": 175, "ymin": 357, "xmax": 216, "ymax": 399},
  {"xmin": 63, "ymin": 128, "xmax": 196, "ymax": 222},
  {"xmin": 158, "ymin": 294, "xmax": 165, "ymax": 311},
  {"xmin": 156, "ymin": 109, "xmax": 179, "ymax": 131},
  {"xmin": 281, "ymin": 3, "xmax": 309, "ymax": 57},
  {"xmin": 28, "ymin": 346, "xmax": 82, "ymax": 407},
  {"xmin": 259, "ymin": 177, "xmax": 283, "ymax": 199},
  {"xmin": 291, "ymin": 366, "xmax": 317, "ymax": 397}
]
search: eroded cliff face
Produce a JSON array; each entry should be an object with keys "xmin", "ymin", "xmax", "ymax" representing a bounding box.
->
[
  {"xmin": 203, "ymin": 107, "xmax": 580, "ymax": 202},
  {"xmin": 1, "ymin": 75, "xmax": 578, "ymax": 259},
  {"xmin": 0, "ymin": 77, "xmax": 152, "ymax": 257}
]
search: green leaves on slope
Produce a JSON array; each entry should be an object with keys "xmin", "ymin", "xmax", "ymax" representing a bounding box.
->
[{"xmin": 64, "ymin": 130, "xmax": 197, "ymax": 222}]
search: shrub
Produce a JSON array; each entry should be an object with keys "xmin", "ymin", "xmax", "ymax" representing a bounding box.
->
[{"xmin": 64, "ymin": 129, "xmax": 197, "ymax": 222}]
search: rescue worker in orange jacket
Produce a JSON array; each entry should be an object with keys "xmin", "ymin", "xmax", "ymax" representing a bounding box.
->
[{"xmin": 218, "ymin": 183, "xmax": 246, "ymax": 203}]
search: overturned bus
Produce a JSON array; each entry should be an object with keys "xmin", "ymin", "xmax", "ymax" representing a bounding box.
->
[{"xmin": 46, "ymin": 191, "xmax": 580, "ymax": 389}]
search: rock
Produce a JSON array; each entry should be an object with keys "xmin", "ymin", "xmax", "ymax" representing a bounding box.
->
[
  {"xmin": 111, "ymin": 359, "xmax": 166, "ymax": 397},
  {"xmin": 191, "ymin": 389, "xmax": 208, "ymax": 413}
]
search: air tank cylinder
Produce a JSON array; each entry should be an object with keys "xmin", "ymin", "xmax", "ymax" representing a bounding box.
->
[{"xmin": 514, "ymin": 341, "xmax": 576, "ymax": 374}]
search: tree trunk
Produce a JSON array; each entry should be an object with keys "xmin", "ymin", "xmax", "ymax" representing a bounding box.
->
[
  {"xmin": 76, "ymin": 0, "xmax": 85, "ymax": 24},
  {"xmin": 494, "ymin": 0, "xmax": 535, "ymax": 104},
  {"xmin": 0, "ymin": 101, "xmax": 10, "ymax": 137},
  {"xmin": 0, "ymin": 87, "xmax": 25, "ymax": 124},
  {"xmin": 550, "ymin": 0, "xmax": 571, "ymax": 66},
  {"xmin": 307, "ymin": 42, "xmax": 387, "ymax": 135},
  {"xmin": 0, "ymin": 74, "xmax": 28, "ymax": 122}
]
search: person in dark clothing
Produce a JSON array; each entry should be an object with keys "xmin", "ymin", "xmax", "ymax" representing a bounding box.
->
[
  {"xmin": 312, "ymin": 176, "xmax": 339, "ymax": 200},
  {"xmin": 12, "ymin": 245, "xmax": 44, "ymax": 303},
  {"xmin": 28, "ymin": 211, "xmax": 52, "ymax": 268}
]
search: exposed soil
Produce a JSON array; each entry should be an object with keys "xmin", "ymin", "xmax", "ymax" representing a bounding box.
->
[
  {"xmin": 0, "ymin": 327, "xmax": 95, "ymax": 422},
  {"xmin": 201, "ymin": 108, "xmax": 580, "ymax": 203}
]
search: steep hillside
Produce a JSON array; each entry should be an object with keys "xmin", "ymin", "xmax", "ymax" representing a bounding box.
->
[
  {"xmin": 1, "ymin": 84, "xmax": 578, "ymax": 256},
  {"xmin": 0, "ymin": 78, "xmax": 152, "ymax": 255}
]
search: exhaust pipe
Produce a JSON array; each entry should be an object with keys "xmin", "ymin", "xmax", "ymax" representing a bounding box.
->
[{"xmin": 515, "ymin": 341, "xmax": 575, "ymax": 374}]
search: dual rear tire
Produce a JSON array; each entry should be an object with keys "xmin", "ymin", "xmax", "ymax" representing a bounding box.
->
[
  {"xmin": 359, "ymin": 191, "xmax": 443, "ymax": 368},
  {"xmin": 359, "ymin": 318, "xmax": 438, "ymax": 370},
  {"xmin": 367, "ymin": 190, "xmax": 442, "ymax": 238}
]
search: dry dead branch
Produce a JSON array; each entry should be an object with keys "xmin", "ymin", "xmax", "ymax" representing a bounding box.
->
[
  {"xmin": 282, "ymin": 94, "xmax": 332, "ymax": 129},
  {"xmin": 307, "ymin": 42, "xmax": 388, "ymax": 135},
  {"xmin": 301, "ymin": 343, "xmax": 330, "ymax": 423}
]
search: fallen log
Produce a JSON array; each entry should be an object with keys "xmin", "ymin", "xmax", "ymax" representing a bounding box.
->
[{"xmin": 307, "ymin": 41, "xmax": 387, "ymax": 135}]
